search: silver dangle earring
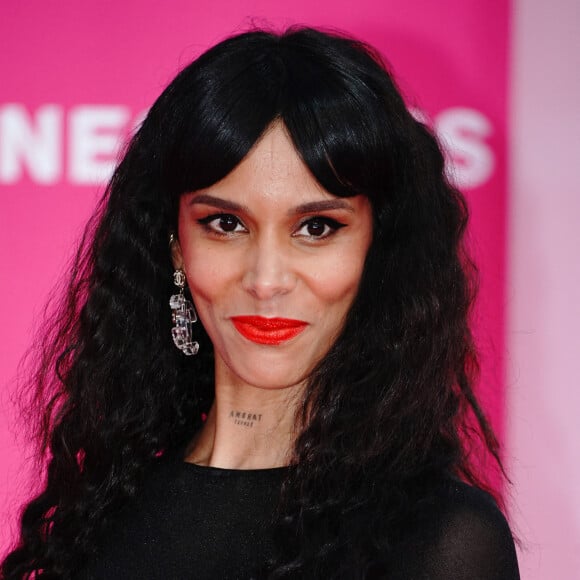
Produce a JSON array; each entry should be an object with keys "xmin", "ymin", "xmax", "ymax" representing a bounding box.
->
[{"xmin": 170, "ymin": 269, "xmax": 199, "ymax": 355}]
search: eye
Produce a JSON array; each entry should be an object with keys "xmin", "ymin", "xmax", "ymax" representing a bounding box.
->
[
  {"xmin": 295, "ymin": 217, "xmax": 346, "ymax": 239},
  {"xmin": 198, "ymin": 213, "xmax": 247, "ymax": 235}
]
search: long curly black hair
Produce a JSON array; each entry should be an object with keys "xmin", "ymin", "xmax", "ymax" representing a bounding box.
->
[{"xmin": 2, "ymin": 27, "xmax": 504, "ymax": 579}]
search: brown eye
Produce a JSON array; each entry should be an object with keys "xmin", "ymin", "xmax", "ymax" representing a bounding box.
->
[
  {"xmin": 219, "ymin": 215, "xmax": 239, "ymax": 232},
  {"xmin": 198, "ymin": 213, "xmax": 247, "ymax": 235},
  {"xmin": 306, "ymin": 219, "xmax": 327, "ymax": 237},
  {"xmin": 295, "ymin": 217, "xmax": 346, "ymax": 240}
]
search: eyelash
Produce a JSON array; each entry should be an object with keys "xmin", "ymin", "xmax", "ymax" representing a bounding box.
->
[
  {"xmin": 197, "ymin": 214, "xmax": 346, "ymax": 240},
  {"xmin": 294, "ymin": 216, "xmax": 346, "ymax": 239},
  {"xmin": 197, "ymin": 214, "xmax": 246, "ymax": 236}
]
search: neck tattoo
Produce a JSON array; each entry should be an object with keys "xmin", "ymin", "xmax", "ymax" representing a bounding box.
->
[{"xmin": 229, "ymin": 410, "xmax": 263, "ymax": 428}]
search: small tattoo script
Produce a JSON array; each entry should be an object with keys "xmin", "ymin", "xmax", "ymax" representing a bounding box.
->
[{"xmin": 229, "ymin": 410, "xmax": 263, "ymax": 428}]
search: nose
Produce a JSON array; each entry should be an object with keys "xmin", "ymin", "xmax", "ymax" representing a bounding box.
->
[{"xmin": 241, "ymin": 234, "xmax": 297, "ymax": 300}]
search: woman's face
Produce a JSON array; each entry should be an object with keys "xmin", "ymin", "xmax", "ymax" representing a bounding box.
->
[{"xmin": 175, "ymin": 122, "xmax": 373, "ymax": 391}]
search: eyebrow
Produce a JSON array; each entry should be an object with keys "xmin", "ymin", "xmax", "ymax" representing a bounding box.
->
[
  {"xmin": 291, "ymin": 199, "xmax": 354, "ymax": 214},
  {"xmin": 188, "ymin": 194, "xmax": 354, "ymax": 215},
  {"xmin": 188, "ymin": 194, "xmax": 247, "ymax": 213}
]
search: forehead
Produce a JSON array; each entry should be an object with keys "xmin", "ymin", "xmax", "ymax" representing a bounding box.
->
[
  {"xmin": 248, "ymin": 121, "xmax": 303, "ymax": 172},
  {"xmin": 206, "ymin": 122, "xmax": 333, "ymax": 205}
]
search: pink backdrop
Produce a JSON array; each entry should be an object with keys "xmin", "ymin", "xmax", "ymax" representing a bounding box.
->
[
  {"xmin": 506, "ymin": 0, "xmax": 580, "ymax": 577},
  {"xmin": 1, "ymin": 0, "xmax": 511, "ymax": 566}
]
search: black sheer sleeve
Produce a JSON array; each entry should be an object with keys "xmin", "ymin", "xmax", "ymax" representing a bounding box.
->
[{"xmin": 388, "ymin": 481, "xmax": 520, "ymax": 580}]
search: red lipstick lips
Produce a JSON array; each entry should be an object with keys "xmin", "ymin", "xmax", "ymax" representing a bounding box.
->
[{"xmin": 231, "ymin": 316, "xmax": 307, "ymax": 345}]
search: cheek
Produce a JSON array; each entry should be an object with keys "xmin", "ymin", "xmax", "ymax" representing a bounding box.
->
[
  {"xmin": 307, "ymin": 248, "xmax": 368, "ymax": 308},
  {"xmin": 180, "ymin": 251, "xmax": 231, "ymax": 345},
  {"xmin": 312, "ymin": 209, "xmax": 373, "ymax": 306},
  {"xmin": 179, "ymin": 238, "xmax": 239, "ymax": 302},
  {"xmin": 186, "ymin": 263, "xmax": 226, "ymax": 307},
  {"xmin": 176, "ymin": 210, "xmax": 235, "ymax": 299}
]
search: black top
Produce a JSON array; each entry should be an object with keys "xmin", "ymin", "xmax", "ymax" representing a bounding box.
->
[{"xmin": 79, "ymin": 460, "xmax": 519, "ymax": 579}]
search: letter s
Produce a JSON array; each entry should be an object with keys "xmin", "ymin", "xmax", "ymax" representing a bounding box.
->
[{"xmin": 435, "ymin": 107, "xmax": 495, "ymax": 190}]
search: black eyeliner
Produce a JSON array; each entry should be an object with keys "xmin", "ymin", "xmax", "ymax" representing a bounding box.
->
[
  {"xmin": 197, "ymin": 213, "xmax": 236, "ymax": 224},
  {"xmin": 299, "ymin": 216, "xmax": 347, "ymax": 230}
]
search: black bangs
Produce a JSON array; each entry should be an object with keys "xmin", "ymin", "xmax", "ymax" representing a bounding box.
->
[
  {"xmin": 278, "ymin": 30, "xmax": 403, "ymax": 202},
  {"xmin": 143, "ymin": 28, "xmax": 412, "ymax": 206},
  {"xmin": 148, "ymin": 31, "xmax": 282, "ymax": 195}
]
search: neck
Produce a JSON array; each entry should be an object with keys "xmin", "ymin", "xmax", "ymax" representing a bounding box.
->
[{"xmin": 185, "ymin": 379, "xmax": 304, "ymax": 470}]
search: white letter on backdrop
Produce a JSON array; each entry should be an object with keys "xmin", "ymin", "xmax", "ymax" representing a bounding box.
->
[
  {"xmin": 0, "ymin": 104, "xmax": 62, "ymax": 184},
  {"xmin": 69, "ymin": 105, "xmax": 130, "ymax": 184},
  {"xmin": 436, "ymin": 107, "xmax": 495, "ymax": 190}
]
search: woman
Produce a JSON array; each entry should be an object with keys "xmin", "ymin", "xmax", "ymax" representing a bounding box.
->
[{"xmin": 2, "ymin": 27, "xmax": 519, "ymax": 579}]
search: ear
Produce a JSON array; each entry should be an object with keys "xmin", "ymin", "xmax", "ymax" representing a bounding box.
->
[{"xmin": 170, "ymin": 234, "xmax": 183, "ymax": 270}]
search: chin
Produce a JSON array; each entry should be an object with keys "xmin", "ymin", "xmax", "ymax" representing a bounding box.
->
[
  {"xmin": 240, "ymin": 368, "xmax": 308, "ymax": 391},
  {"xmin": 214, "ymin": 336, "xmax": 324, "ymax": 392}
]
